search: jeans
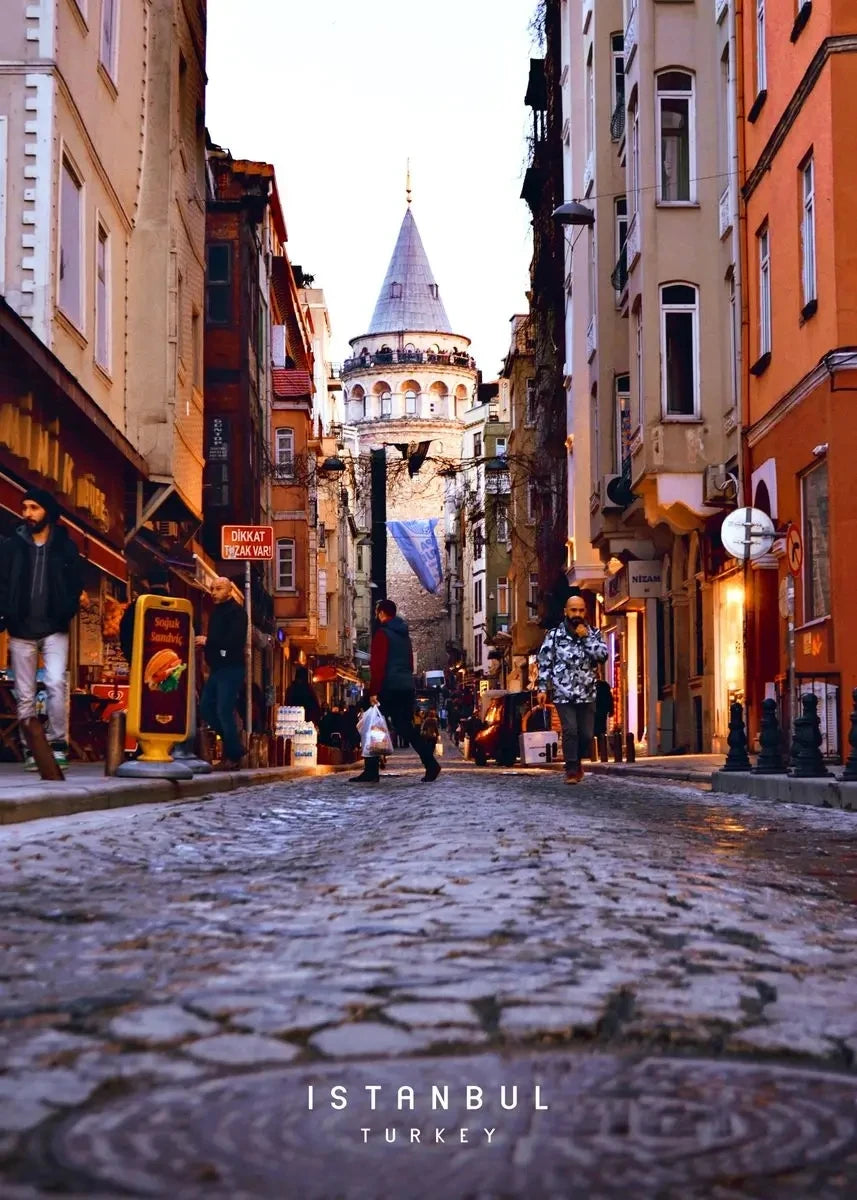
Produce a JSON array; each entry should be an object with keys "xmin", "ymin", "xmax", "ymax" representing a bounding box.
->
[
  {"xmin": 380, "ymin": 689, "xmax": 437, "ymax": 768},
  {"xmin": 200, "ymin": 666, "xmax": 245, "ymax": 761},
  {"xmin": 9, "ymin": 634, "xmax": 69, "ymax": 747},
  {"xmin": 555, "ymin": 701, "xmax": 595, "ymax": 774}
]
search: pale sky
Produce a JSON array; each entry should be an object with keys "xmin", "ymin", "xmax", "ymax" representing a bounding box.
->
[{"xmin": 206, "ymin": 0, "xmax": 537, "ymax": 377}]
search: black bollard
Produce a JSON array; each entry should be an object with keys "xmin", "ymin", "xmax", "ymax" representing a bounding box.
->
[
  {"xmin": 598, "ymin": 734, "xmax": 609, "ymax": 763},
  {"xmin": 611, "ymin": 730, "xmax": 624, "ymax": 763},
  {"xmin": 788, "ymin": 692, "xmax": 831, "ymax": 778},
  {"xmin": 722, "ymin": 701, "xmax": 751, "ymax": 772},
  {"xmin": 753, "ymin": 698, "xmax": 786, "ymax": 774},
  {"xmin": 625, "ymin": 732, "xmax": 636, "ymax": 763},
  {"xmin": 842, "ymin": 689, "xmax": 857, "ymax": 781}
]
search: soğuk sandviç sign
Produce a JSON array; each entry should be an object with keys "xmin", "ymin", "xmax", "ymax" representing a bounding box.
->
[{"xmin": 126, "ymin": 595, "xmax": 193, "ymax": 754}]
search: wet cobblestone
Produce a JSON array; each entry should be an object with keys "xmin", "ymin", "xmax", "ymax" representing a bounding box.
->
[{"xmin": 2, "ymin": 758, "xmax": 857, "ymax": 1195}]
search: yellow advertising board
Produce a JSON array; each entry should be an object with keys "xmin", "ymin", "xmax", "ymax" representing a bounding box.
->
[{"xmin": 126, "ymin": 595, "xmax": 193, "ymax": 761}]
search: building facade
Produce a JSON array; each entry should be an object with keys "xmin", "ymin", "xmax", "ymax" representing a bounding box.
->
[
  {"xmin": 740, "ymin": 0, "xmax": 857, "ymax": 760},
  {"xmin": 342, "ymin": 203, "xmax": 477, "ymax": 675}
]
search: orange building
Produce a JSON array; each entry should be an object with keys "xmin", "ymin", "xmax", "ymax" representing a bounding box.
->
[{"xmin": 740, "ymin": 0, "xmax": 857, "ymax": 759}]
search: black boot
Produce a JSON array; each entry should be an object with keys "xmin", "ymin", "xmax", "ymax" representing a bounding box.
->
[
  {"xmin": 422, "ymin": 758, "xmax": 441, "ymax": 783},
  {"xmin": 350, "ymin": 757, "xmax": 380, "ymax": 783}
]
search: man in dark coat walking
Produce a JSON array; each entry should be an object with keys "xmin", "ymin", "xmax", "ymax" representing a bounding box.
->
[
  {"xmin": 0, "ymin": 487, "xmax": 82, "ymax": 768},
  {"xmin": 351, "ymin": 599, "xmax": 440, "ymax": 784},
  {"xmin": 195, "ymin": 576, "xmax": 247, "ymax": 769}
]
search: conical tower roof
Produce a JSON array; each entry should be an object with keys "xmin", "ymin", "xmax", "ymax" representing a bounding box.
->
[{"xmin": 368, "ymin": 208, "xmax": 453, "ymax": 335}]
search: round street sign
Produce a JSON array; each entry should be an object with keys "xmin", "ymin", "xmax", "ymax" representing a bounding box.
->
[
  {"xmin": 720, "ymin": 507, "xmax": 776, "ymax": 562},
  {"xmin": 786, "ymin": 523, "xmax": 803, "ymax": 576}
]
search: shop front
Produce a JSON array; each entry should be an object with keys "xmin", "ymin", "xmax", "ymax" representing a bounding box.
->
[
  {"xmin": 603, "ymin": 560, "xmax": 664, "ymax": 755},
  {"xmin": 0, "ymin": 299, "xmax": 148, "ymax": 759}
]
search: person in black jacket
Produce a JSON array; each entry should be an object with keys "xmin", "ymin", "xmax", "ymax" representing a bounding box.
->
[
  {"xmin": 284, "ymin": 665, "xmax": 322, "ymax": 727},
  {"xmin": 0, "ymin": 486, "xmax": 82, "ymax": 768},
  {"xmin": 195, "ymin": 576, "xmax": 247, "ymax": 769}
]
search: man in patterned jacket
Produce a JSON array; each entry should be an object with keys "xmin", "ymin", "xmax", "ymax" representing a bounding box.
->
[{"xmin": 536, "ymin": 593, "xmax": 608, "ymax": 784}]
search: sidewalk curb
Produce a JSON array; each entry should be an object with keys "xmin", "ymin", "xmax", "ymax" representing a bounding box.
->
[
  {"xmin": 712, "ymin": 769, "xmax": 857, "ymax": 810},
  {"xmin": 583, "ymin": 762, "xmax": 714, "ymax": 784},
  {"xmin": 0, "ymin": 764, "xmax": 355, "ymax": 826}
]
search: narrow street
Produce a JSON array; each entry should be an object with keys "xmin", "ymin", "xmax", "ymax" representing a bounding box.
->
[{"xmin": 2, "ymin": 754, "xmax": 857, "ymax": 1197}]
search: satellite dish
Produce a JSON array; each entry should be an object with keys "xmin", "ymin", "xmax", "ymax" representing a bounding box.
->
[{"xmin": 721, "ymin": 507, "xmax": 776, "ymax": 561}]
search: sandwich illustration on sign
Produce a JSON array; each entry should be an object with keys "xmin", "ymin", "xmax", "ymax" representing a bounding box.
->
[{"xmin": 143, "ymin": 649, "xmax": 187, "ymax": 693}]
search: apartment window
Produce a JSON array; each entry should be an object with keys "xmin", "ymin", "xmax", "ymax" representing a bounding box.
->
[
  {"xmin": 802, "ymin": 461, "xmax": 830, "ymax": 620},
  {"xmin": 95, "ymin": 222, "xmax": 110, "ymax": 371},
  {"xmin": 380, "ymin": 390, "xmax": 392, "ymax": 417},
  {"xmin": 630, "ymin": 100, "xmax": 640, "ymax": 214},
  {"xmin": 615, "ymin": 373, "xmax": 631, "ymax": 473},
  {"xmin": 585, "ymin": 48, "xmax": 595, "ymax": 159},
  {"xmin": 275, "ymin": 427, "xmax": 295, "ymax": 480},
  {"xmin": 634, "ymin": 304, "xmax": 643, "ymax": 428},
  {"xmin": 756, "ymin": 0, "xmax": 767, "ymax": 95},
  {"xmin": 758, "ymin": 224, "xmax": 771, "ymax": 355},
  {"xmin": 318, "ymin": 569, "xmax": 328, "ymax": 627},
  {"xmin": 497, "ymin": 577, "xmax": 509, "ymax": 615},
  {"xmin": 176, "ymin": 270, "xmax": 184, "ymax": 365},
  {"xmin": 474, "ymin": 524, "xmax": 484, "ymax": 559},
  {"xmin": 496, "ymin": 505, "xmax": 510, "ymax": 542},
  {"xmin": 657, "ymin": 72, "xmax": 695, "ymax": 203},
  {"xmin": 192, "ymin": 308, "xmax": 201, "ymax": 387},
  {"xmin": 59, "ymin": 157, "xmax": 83, "ymax": 328},
  {"xmin": 527, "ymin": 481, "xmax": 538, "ymax": 523},
  {"xmin": 495, "ymin": 437, "xmax": 507, "ymax": 460},
  {"xmin": 206, "ymin": 243, "xmax": 231, "ymax": 324},
  {"xmin": 611, "ymin": 33, "xmax": 625, "ymax": 113},
  {"xmin": 718, "ymin": 48, "xmax": 731, "ymax": 184},
  {"xmin": 660, "ymin": 284, "xmax": 699, "ymax": 418},
  {"xmin": 528, "ymin": 573, "xmax": 539, "ymax": 622},
  {"xmin": 588, "ymin": 229, "xmax": 597, "ymax": 319},
  {"xmin": 405, "ymin": 389, "xmax": 418, "ymax": 415},
  {"xmin": 801, "ymin": 155, "xmax": 816, "ymax": 308},
  {"xmin": 100, "ymin": 0, "xmax": 119, "ymax": 82},
  {"xmin": 591, "ymin": 386, "xmax": 600, "ymax": 489},
  {"xmin": 276, "ymin": 539, "xmax": 296, "ymax": 591},
  {"xmin": 525, "ymin": 378, "xmax": 536, "ymax": 425},
  {"xmin": 473, "ymin": 432, "xmax": 482, "ymax": 460},
  {"xmin": 474, "ymin": 579, "xmax": 483, "ymax": 614},
  {"xmin": 475, "ymin": 633, "xmax": 483, "ymax": 666},
  {"xmin": 318, "ymin": 523, "xmax": 326, "ymax": 550},
  {"xmin": 615, "ymin": 195, "xmax": 627, "ymax": 288},
  {"xmin": 728, "ymin": 276, "xmax": 738, "ymax": 410}
]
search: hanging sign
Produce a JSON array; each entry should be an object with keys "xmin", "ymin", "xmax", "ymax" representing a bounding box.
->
[{"xmin": 388, "ymin": 519, "xmax": 443, "ymax": 594}]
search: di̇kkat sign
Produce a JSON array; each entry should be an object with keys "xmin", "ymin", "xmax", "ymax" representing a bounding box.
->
[{"xmin": 221, "ymin": 525, "xmax": 275, "ymax": 561}]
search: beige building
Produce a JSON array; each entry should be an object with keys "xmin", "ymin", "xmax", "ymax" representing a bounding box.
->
[
  {"xmin": 560, "ymin": 0, "xmax": 740, "ymax": 752},
  {"xmin": 502, "ymin": 315, "xmax": 542, "ymax": 691},
  {"xmin": 0, "ymin": 0, "xmax": 208, "ymax": 548}
]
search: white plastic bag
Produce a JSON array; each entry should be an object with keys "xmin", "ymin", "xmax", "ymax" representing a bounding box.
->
[{"xmin": 359, "ymin": 704, "xmax": 394, "ymax": 757}]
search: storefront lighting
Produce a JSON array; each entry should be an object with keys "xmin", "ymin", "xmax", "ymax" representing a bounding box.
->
[{"xmin": 726, "ymin": 584, "xmax": 744, "ymax": 607}]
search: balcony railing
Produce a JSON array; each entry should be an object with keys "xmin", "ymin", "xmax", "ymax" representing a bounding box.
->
[
  {"xmin": 624, "ymin": 2, "xmax": 638, "ymax": 69},
  {"xmin": 611, "ymin": 244, "xmax": 628, "ymax": 294},
  {"xmin": 611, "ymin": 98, "xmax": 626, "ymax": 141},
  {"xmin": 626, "ymin": 210, "xmax": 641, "ymax": 271},
  {"xmin": 342, "ymin": 349, "xmax": 476, "ymax": 374},
  {"xmin": 718, "ymin": 183, "xmax": 733, "ymax": 238}
]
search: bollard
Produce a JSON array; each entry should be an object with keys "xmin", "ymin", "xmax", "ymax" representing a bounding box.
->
[
  {"xmin": 598, "ymin": 734, "xmax": 609, "ymax": 763},
  {"xmin": 24, "ymin": 717, "xmax": 64, "ymax": 781},
  {"xmin": 753, "ymin": 698, "xmax": 786, "ymax": 774},
  {"xmin": 611, "ymin": 730, "xmax": 624, "ymax": 763},
  {"xmin": 789, "ymin": 692, "xmax": 831, "ymax": 778},
  {"xmin": 625, "ymin": 733, "xmax": 636, "ymax": 763},
  {"xmin": 842, "ymin": 688, "xmax": 857, "ymax": 781},
  {"xmin": 721, "ymin": 702, "xmax": 752, "ymax": 772},
  {"xmin": 104, "ymin": 710, "xmax": 127, "ymax": 776}
]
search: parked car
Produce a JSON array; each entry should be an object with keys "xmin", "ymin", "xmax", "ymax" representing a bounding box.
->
[{"xmin": 472, "ymin": 691, "xmax": 537, "ymax": 767}]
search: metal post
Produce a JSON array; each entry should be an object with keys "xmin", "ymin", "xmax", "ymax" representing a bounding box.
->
[
  {"xmin": 645, "ymin": 596, "xmax": 658, "ymax": 757},
  {"xmin": 245, "ymin": 561, "xmax": 253, "ymax": 754},
  {"xmin": 370, "ymin": 448, "xmax": 387, "ymax": 605},
  {"xmin": 786, "ymin": 575, "xmax": 796, "ymax": 750}
]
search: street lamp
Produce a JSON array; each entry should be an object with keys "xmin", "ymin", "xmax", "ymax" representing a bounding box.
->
[
  {"xmin": 552, "ymin": 200, "xmax": 595, "ymax": 226},
  {"xmin": 320, "ymin": 455, "xmax": 346, "ymax": 473}
]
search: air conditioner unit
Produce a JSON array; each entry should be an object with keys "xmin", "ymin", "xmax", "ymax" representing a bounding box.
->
[
  {"xmin": 602, "ymin": 474, "xmax": 636, "ymax": 511},
  {"xmin": 703, "ymin": 464, "xmax": 728, "ymax": 505}
]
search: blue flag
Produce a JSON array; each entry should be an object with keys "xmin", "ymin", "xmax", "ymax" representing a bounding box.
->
[{"xmin": 388, "ymin": 520, "xmax": 443, "ymax": 594}]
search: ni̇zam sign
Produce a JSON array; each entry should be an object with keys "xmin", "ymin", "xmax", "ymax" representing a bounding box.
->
[{"xmin": 221, "ymin": 525, "xmax": 275, "ymax": 561}]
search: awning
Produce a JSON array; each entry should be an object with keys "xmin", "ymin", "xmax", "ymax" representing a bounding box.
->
[{"xmin": 313, "ymin": 665, "xmax": 338, "ymax": 684}]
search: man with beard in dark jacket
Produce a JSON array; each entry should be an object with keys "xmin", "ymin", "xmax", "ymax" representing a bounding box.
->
[
  {"xmin": 0, "ymin": 487, "xmax": 82, "ymax": 769},
  {"xmin": 351, "ymin": 599, "xmax": 440, "ymax": 784},
  {"xmin": 195, "ymin": 576, "xmax": 247, "ymax": 769}
]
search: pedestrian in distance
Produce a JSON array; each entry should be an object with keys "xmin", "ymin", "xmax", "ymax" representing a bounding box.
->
[
  {"xmin": 284, "ymin": 664, "xmax": 322, "ymax": 727},
  {"xmin": 0, "ymin": 487, "xmax": 82, "ymax": 769},
  {"xmin": 536, "ymin": 592, "xmax": 608, "ymax": 785},
  {"xmin": 351, "ymin": 599, "xmax": 441, "ymax": 784},
  {"xmin": 195, "ymin": 576, "xmax": 248, "ymax": 771},
  {"xmin": 421, "ymin": 709, "xmax": 440, "ymax": 748}
]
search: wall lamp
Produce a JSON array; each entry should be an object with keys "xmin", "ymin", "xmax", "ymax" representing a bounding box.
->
[{"xmin": 552, "ymin": 200, "xmax": 595, "ymax": 227}]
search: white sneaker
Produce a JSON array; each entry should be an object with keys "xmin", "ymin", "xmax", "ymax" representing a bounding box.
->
[{"xmin": 23, "ymin": 753, "xmax": 38, "ymax": 771}]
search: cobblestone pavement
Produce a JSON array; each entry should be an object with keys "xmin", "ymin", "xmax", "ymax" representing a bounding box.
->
[{"xmin": 2, "ymin": 754, "xmax": 857, "ymax": 1197}]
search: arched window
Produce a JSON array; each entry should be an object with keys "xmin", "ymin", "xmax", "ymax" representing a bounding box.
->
[
  {"xmin": 350, "ymin": 386, "xmax": 365, "ymax": 421},
  {"xmin": 276, "ymin": 539, "xmax": 295, "ymax": 591},
  {"xmin": 660, "ymin": 283, "xmax": 699, "ymax": 418},
  {"xmin": 380, "ymin": 390, "xmax": 392, "ymax": 418},
  {"xmin": 405, "ymin": 389, "xmax": 418, "ymax": 415},
  {"xmin": 656, "ymin": 71, "xmax": 695, "ymax": 203}
]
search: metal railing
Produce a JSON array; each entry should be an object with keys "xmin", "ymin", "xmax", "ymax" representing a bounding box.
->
[
  {"xmin": 611, "ymin": 244, "xmax": 628, "ymax": 293},
  {"xmin": 342, "ymin": 349, "xmax": 476, "ymax": 374},
  {"xmin": 611, "ymin": 98, "xmax": 625, "ymax": 141}
]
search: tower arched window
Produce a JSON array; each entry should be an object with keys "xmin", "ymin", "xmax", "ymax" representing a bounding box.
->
[
  {"xmin": 381, "ymin": 390, "xmax": 392, "ymax": 418},
  {"xmin": 405, "ymin": 389, "xmax": 418, "ymax": 415}
]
